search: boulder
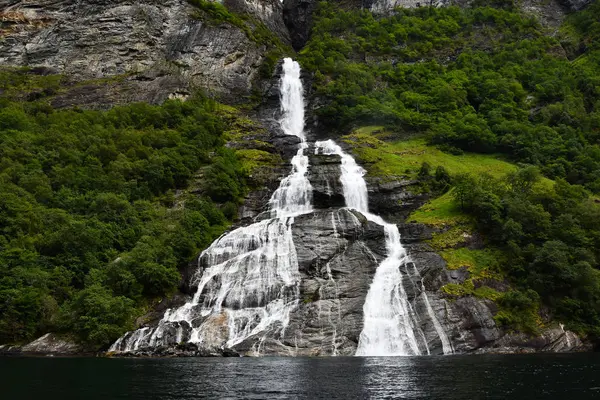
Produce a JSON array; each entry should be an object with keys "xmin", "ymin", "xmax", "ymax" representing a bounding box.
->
[{"xmin": 21, "ymin": 333, "xmax": 83, "ymax": 355}]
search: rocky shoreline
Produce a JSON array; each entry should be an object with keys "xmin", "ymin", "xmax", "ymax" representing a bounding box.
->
[{"xmin": 2, "ymin": 327, "xmax": 591, "ymax": 358}]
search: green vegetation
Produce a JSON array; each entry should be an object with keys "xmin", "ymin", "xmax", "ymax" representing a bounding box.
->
[
  {"xmin": 0, "ymin": 69, "xmax": 250, "ymax": 349},
  {"xmin": 449, "ymin": 167, "xmax": 600, "ymax": 335},
  {"xmin": 218, "ymin": 104, "xmax": 283, "ymax": 188},
  {"xmin": 409, "ymin": 191, "xmax": 469, "ymax": 226},
  {"xmin": 302, "ymin": 0, "xmax": 600, "ymax": 339},
  {"xmin": 343, "ymin": 127, "xmax": 516, "ymax": 180},
  {"xmin": 300, "ymin": 1, "xmax": 600, "ymax": 192}
]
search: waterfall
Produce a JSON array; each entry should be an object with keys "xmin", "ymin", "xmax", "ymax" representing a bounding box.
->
[
  {"xmin": 110, "ymin": 58, "xmax": 312, "ymax": 354},
  {"xmin": 110, "ymin": 58, "xmax": 452, "ymax": 357},
  {"xmin": 269, "ymin": 58, "xmax": 312, "ymax": 218},
  {"xmin": 315, "ymin": 140, "xmax": 453, "ymax": 356}
]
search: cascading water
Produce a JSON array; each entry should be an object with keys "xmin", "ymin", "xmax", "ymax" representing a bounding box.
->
[
  {"xmin": 110, "ymin": 58, "xmax": 312, "ymax": 355},
  {"xmin": 270, "ymin": 58, "xmax": 312, "ymax": 218},
  {"xmin": 315, "ymin": 140, "xmax": 453, "ymax": 356},
  {"xmin": 111, "ymin": 58, "xmax": 452, "ymax": 357}
]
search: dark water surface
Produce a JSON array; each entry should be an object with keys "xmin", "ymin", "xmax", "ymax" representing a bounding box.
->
[{"xmin": 2, "ymin": 353, "xmax": 600, "ymax": 399}]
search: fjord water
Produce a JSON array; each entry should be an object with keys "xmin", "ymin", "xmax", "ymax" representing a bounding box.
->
[{"xmin": 3, "ymin": 354, "xmax": 600, "ymax": 399}]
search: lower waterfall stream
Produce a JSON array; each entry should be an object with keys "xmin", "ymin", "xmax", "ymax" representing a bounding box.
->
[
  {"xmin": 314, "ymin": 140, "xmax": 453, "ymax": 356},
  {"xmin": 110, "ymin": 58, "xmax": 452, "ymax": 356}
]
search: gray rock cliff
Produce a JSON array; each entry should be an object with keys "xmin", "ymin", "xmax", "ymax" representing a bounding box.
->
[{"xmin": 0, "ymin": 0, "xmax": 290, "ymax": 105}]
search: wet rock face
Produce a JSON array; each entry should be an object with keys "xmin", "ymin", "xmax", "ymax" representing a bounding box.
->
[
  {"xmin": 110, "ymin": 208, "xmax": 388, "ymax": 357},
  {"xmin": 307, "ymin": 152, "xmax": 346, "ymax": 209},
  {"xmin": 282, "ymin": 0, "xmax": 318, "ymax": 50},
  {"xmin": 253, "ymin": 208, "xmax": 388, "ymax": 356},
  {"xmin": 0, "ymin": 0, "xmax": 289, "ymax": 105},
  {"xmin": 367, "ymin": 177, "xmax": 427, "ymax": 224}
]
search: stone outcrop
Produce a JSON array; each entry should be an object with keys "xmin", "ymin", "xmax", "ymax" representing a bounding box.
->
[
  {"xmin": 20, "ymin": 333, "xmax": 82, "ymax": 354},
  {"xmin": 307, "ymin": 152, "xmax": 346, "ymax": 209},
  {"xmin": 366, "ymin": 177, "xmax": 427, "ymax": 224},
  {"xmin": 241, "ymin": 208, "xmax": 388, "ymax": 355},
  {"xmin": 0, "ymin": 333, "xmax": 83, "ymax": 356},
  {"xmin": 282, "ymin": 0, "xmax": 318, "ymax": 51},
  {"xmin": 0, "ymin": 0, "xmax": 290, "ymax": 106},
  {"xmin": 471, "ymin": 324, "xmax": 588, "ymax": 354}
]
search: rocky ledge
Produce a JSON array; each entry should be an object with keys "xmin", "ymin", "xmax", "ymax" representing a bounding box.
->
[{"xmin": 0, "ymin": 333, "xmax": 85, "ymax": 356}]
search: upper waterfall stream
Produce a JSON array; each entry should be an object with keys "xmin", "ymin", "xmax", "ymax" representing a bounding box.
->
[{"xmin": 110, "ymin": 58, "xmax": 452, "ymax": 357}]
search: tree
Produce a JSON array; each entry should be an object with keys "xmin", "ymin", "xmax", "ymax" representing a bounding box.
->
[{"xmin": 452, "ymin": 173, "xmax": 478, "ymax": 210}]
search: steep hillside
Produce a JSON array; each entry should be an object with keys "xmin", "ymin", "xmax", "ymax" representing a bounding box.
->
[
  {"xmin": 283, "ymin": 0, "xmax": 593, "ymax": 49},
  {"xmin": 1, "ymin": 0, "xmax": 599, "ymax": 354},
  {"xmin": 301, "ymin": 1, "xmax": 600, "ymax": 342}
]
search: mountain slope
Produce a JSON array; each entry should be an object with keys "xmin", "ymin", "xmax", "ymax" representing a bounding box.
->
[{"xmin": 1, "ymin": 0, "xmax": 599, "ymax": 354}]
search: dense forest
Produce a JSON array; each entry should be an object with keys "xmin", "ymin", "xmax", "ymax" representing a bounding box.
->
[
  {"xmin": 0, "ymin": 71, "xmax": 248, "ymax": 348},
  {"xmin": 300, "ymin": 1, "xmax": 600, "ymax": 337}
]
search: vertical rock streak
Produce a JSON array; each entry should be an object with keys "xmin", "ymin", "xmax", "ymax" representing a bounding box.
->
[
  {"xmin": 314, "ymin": 140, "xmax": 453, "ymax": 356},
  {"xmin": 110, "ymin": 58, "xmax": 312, "ymax": 354}
]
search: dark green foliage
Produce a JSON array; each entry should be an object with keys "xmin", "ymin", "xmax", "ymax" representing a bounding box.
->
[
  {"xmin": 300, "ymin": 1, "xmax": 600, "ymax": 191},
  {"xmin": 301, "ymin": 1, "xmax": 600, "ymax": 337},
  {"xmin": 0, "ymin": 74, "xmax": 246, "ymax": 348},
  {"xmin": 495, "ymin": 289, "xmax": 540, "ymax": 334},
  {"xmin": 452, "ymin": 168, "xmax": 600, "ymax": 336},
  {"xmin": 57, "ymin": 285, "xmax": 136, "ymax": 349},
  {"xmin": 417, "ymin": 162, "xmax": 452, "ymax": 193}
]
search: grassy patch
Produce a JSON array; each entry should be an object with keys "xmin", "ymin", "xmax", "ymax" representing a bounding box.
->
[
  {"xmin": 218, "ymin": 105, "xmax": 270, "ymax": 144},
  {"xmin": 215, "ymin": 104, "xmax": 282, "ymax": 188},
  {"xmin": 439, "ymin": 246, "xmax": 505, "ymax": 302},
  {"xmin": 441, "ymin": 281, "xmax": 475, "ymax": 297},
  {"xmin": 440, "ymin": 248, "xmax": 503, "ymax": 278},
  {"xmin": 408, "ymin": 190, "xmax": 470, "ymax": 227},
  {"xmin": 236, "ymin": 149, "xmax": 281, "ymax": 177},
  {"xmin": 429, "ymin": 224, "xmax": 474, "ymax": 248},
  {"xmin": 441, "ymin": 280, "xmax": 503, "ymax": 301},
  {"xmin": 343, "ymin": 127, "xmax": 517, "ymax": 180}
]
